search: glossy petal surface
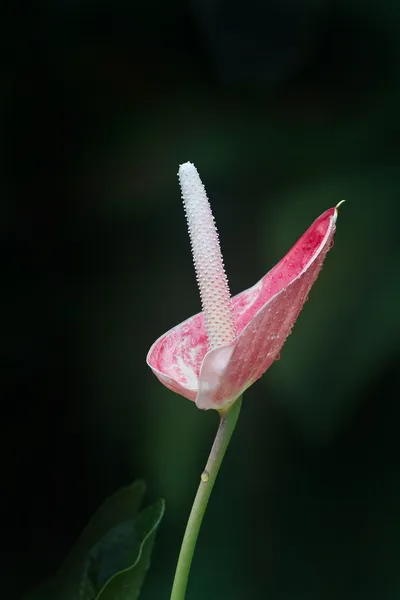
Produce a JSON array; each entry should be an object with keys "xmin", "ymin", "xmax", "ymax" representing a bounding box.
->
[{"xmin": 147, "ymin": 207, "xmax": 337, "ymax": 410}]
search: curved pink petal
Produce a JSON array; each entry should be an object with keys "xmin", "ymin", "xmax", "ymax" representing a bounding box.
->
[
  {"xmin": 146, "ymin": 313, "xmax": 206, "ymax": 401},
  {"xmin": 147, "ymin": 207, "xmax": 337, "ymax": 410}
]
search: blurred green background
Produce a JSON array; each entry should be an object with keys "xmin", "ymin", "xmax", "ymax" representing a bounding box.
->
[{"xmin": 3, "ymin": 0, "xmax": 400, "ymax": 598}]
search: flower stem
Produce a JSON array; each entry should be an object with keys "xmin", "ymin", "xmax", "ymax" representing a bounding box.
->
[{"xmin": 170, "ymin": 396, "xmax": 242, "ymax": 600}]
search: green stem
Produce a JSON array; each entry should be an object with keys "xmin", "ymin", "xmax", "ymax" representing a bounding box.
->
[{"xmin": 170, "ymin": 396, "xmax": 242, "ymax": 600}]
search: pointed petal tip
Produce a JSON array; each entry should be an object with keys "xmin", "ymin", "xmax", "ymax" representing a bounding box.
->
[{"xmin": 334, "ymin": 199, "xmax": 346, "ymax": 222}]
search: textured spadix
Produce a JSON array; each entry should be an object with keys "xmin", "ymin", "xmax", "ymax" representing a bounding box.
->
[
  {"xmin": 179, "ymin": 162, "xmax": 236, "ymax": 349},
  {"xmin": 147, "ymin": 165, "xmax": 338, "ymax": 410}
]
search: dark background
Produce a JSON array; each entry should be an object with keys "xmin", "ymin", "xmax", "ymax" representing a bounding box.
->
[{"xmin": 2, "ymin": 0, "xmax": 400, "ymax": 598}]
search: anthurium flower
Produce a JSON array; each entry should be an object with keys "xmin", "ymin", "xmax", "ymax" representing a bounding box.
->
[{"xmin": 147, "ymin": 162, "xmax": 339, "ymax": 411}]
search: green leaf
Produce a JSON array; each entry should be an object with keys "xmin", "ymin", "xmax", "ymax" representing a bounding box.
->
[
  {"xmin": 56, "ymin": 480, "xmax": 147, "ymax": 599},
  {"xmin": 82, "ymin": 519, "xmax": 139, "ymax": 595},
  {"xmin": 24, "ymin": 481, "xmax": 165, "ymax": 600},
  {"xmin": 93, "ymin": 498, "xmax": 165, "ymax": 600}
]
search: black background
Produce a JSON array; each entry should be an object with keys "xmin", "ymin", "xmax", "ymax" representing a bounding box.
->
[{"xmin": 2, "ymin": 1, "xmax": 400, "ymax": 598}]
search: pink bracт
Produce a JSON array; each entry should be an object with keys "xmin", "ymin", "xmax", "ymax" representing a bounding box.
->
[{"xmin": 147, "ymin": 162, "xmax": 340, "ymax": 411}]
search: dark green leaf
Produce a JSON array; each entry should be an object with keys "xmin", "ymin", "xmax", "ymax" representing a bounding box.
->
[
  {"xmin": 23, "ymin": 481, "xmax": 165, "ymax": 600},
  {"xmin": 56, "ymin": 480, "xmax": 147, "ymax": 599},
  {"xmin": 83, "ymin": 519, "xmax": 138, "ymax": 593},
  {"xmin": 94, "ymin": 498, "xmax": 165, "ymax": 600}
]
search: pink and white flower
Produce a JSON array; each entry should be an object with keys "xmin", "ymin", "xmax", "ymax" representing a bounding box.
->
[{"xmin": 147, "ymin": 162, "xmax": 339, "ymax": 411}]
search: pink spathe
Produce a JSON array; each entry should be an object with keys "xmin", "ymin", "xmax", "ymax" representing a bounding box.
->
[{"xmin": 147, "ymin": 165, "xmax": 338, "ymax": 411}]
